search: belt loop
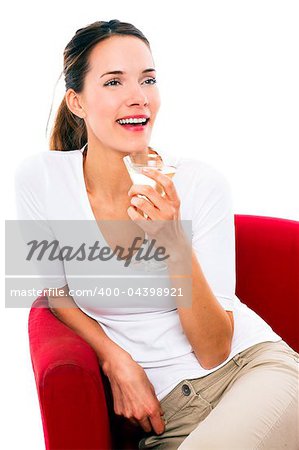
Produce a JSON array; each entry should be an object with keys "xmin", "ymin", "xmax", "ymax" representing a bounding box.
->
[{"xmin": 232, "ymin": 353, "xmax": 242, "ymax": 367}]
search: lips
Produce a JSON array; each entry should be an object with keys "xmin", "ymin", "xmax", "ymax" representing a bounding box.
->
[{"xmin": 116, "ymin": 116, "xmax": 150, "ymax": 133}]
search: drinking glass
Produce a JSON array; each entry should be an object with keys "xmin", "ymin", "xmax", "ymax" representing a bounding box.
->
[{"xmin": 123, "ymin": 151, "xmax": 177, "ymax": 271}]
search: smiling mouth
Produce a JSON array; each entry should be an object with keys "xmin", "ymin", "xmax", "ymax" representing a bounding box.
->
[{"xmin": 116, "ymin": 118, "xmax": 150, "ymax": 127}]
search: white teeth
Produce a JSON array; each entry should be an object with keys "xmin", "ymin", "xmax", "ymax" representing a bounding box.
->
[{"xmin": 117, "ymin": 117, "xmax": 148, "ymax": 125}]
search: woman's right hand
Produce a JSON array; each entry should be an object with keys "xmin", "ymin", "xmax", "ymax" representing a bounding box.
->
[{"xmin": 102, "ymin": 349, "xmax": 165, "ymax": 435}]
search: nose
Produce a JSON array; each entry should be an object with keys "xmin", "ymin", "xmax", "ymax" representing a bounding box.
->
[{"xmin": 125, "ymin": 83, "xmax": 149, "ymax": 107}]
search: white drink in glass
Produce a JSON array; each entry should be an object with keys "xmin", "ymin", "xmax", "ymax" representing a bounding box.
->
[
  {"xmin": 128, "ymin": 166, "xmax": 176, "ymax": 198},
  {"xmin": 123, "ymin": 152, "xmax": 176, "ymax": 199},
  {"xmin": 123, "ymin": 152, "xmax": 177, "ymax": 271}
]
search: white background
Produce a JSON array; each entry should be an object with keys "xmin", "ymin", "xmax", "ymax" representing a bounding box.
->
[{"xmin": 2, "ymin": 0, "xmax": 298, "ymax": 448}]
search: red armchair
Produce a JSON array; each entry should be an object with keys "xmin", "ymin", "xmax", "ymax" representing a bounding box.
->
[{"xmin": 28, "ymin": 215, "xmax": 299, "ymax": 450}]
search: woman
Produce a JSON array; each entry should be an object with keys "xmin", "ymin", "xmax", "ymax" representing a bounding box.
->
[{"xmin": 15, "ymin": 20, "xmax": 298, "ymax": 449}]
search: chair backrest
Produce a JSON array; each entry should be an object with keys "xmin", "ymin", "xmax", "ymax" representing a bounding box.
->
[{"xmin": 234, "ymin": 214, "xmax": 299, "ymax": 352}]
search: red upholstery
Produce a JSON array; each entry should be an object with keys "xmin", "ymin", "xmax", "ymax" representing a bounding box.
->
[
  {"xmin": 28, "ymin": 296, "xmax": 112, "ymax": 450},
  {"xmin": 234, "ymin": 215, "xmax": 299, "ymax": 353},
  {"xmin": 28, "ymin": 215, "xmax": 299, "ymax": 449}
]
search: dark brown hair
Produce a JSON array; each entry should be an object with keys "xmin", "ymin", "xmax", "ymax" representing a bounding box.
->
[{"xmin": 48, "ymin": 20, "xmax": 150, "ymax": 151}]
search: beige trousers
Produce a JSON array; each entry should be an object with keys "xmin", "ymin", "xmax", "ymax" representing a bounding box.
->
[{"xmin": 138, "ymin": 340, "xmax": 299, "ymax": 449}]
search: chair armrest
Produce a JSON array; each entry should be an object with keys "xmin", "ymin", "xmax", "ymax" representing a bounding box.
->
[
  {"xmin": 234, "ymin": 214, "xmax": 299, "ymax": 352},
  {"xmin": 28, "ymin": 294, "xmax": 112, "ymax": 450}
]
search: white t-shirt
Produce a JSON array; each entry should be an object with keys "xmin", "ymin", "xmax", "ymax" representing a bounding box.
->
[{"xmin": 14, "ymin": 146, "xmax": 281, "ymax": 400}]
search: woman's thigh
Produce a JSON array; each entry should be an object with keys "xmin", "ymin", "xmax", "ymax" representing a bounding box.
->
[
  {"xmin": 179, "ymin": 340, "xmax": 299, "ymax": 450},
  {"xmin": 138, "ymin": 354, "xmax": 240, "ymax": 450},
  {"xmin": 138, "ymin": 340, "xmax": 299, "ymax": 450}
]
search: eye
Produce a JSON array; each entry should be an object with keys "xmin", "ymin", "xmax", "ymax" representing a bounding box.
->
[
  {"xmin": 143, "ymin": 77, "xmax": 157, "ymax": 85},
  {"xmin": 104, "ymin": 79, "xmax": 121, "ymax": 87}
]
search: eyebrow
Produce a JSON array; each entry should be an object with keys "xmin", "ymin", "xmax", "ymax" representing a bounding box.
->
[{"xmin": 100, "ymin": 68, "xmax": 156, "ymax": 78}]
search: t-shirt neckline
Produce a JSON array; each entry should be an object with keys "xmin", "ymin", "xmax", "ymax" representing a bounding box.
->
[{"xmin": 77, "ymin": 144, "xmax": 150, "ymax": 264}]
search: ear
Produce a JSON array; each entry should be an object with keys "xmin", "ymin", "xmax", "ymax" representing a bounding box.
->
[{"xmin": 65, "ymin": 89, "xmax": 86, "ymax": 119}]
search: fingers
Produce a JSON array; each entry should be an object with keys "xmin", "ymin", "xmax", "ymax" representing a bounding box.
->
[
  {"xmin": 149, "ymin": 409, "xmax": 165, "ymax": 435},
  {"xmin": 128, "ymin": 417, "xmax": 140, "ymax": 427},
  {"xmin": 127, "ymin": 205, "xmax": 149, "ymax": 225},
  {"xmin": 111, "ymin": 385, "xmax": 125, "ymax": 419},
  {"xmin": 141, "ymin": 167, "xmax": 178, "ymax": 201},
  {"xmin": 138, "ymin": 410, "xmax": 165, "ymax": 435},
  {"xmin": 109, "ymin": 362, "xmax": 166, "ymax": 437},
  {"xmin": 148, "ymin": 390, "xmax": 165, "ymax": 435},
  {"xmin": 130, "ymin": 194, "xmax": 160, "ymax": 220},
  {"xmin": 139, "ymin": 416, "xmax": 154, "ymax": 433},
  {"xmin": 128, "ymin": 184, "xmax": 165, "ymax": 211}
]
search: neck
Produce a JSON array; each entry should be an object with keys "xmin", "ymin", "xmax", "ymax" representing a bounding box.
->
[{"xmin": 82, "ymin": 140, "xmax": 148, "ymax": 202}]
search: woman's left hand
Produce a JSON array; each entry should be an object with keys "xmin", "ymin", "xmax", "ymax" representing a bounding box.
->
[{"xmin": 127, "ymin": 167, "xmax": 187, "ymax": 254}]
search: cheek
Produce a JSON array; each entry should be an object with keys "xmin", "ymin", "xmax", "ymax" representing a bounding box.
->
[
  {"xmin": 150, "ymin": 89, "xmax": 161, "ymax": 115},
  {"xmin": 86, "ymin": 85, "xmax": 119, "ymax": 114},
  {"xmin": 86, "ymin": 94, "xmax": 119, "ymax": 129}
]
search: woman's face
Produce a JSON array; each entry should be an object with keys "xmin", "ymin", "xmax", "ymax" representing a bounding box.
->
[{"xmin": 73, "ymin": 35, "xmax": 160, "ymax": 154}]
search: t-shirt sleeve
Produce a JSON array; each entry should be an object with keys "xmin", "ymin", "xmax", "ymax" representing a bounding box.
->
[
  {"xmin": 14, "ymin": 154, "xmax": 68, "ymax": 290},
  {"xmin": 191, "ymin": 163, "xmax": 235, "ymax": 311}
]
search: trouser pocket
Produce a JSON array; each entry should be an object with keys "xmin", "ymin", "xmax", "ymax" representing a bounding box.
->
[{"xmin": 139, "ymin": 380, "xmax": 212, "ymax": 449}]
